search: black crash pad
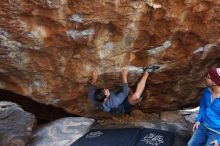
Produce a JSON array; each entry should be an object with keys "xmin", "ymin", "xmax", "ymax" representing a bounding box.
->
[{"xmin": 71, "ymin": 128, "xmax": 175, "ymax": 146}]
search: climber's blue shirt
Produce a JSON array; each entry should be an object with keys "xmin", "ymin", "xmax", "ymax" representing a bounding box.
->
[
  {"xmin": 88, "ymin": 83, "xmax": 129, "ymax": 112},
  {"xmin": 196, "ymin": 87, "xmax": 220, "ymax": 142}
]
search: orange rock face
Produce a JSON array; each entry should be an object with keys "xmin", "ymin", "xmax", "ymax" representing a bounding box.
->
[{"xmin": 0, "ymin": 0, "xmax": 220, "ymax": 116}]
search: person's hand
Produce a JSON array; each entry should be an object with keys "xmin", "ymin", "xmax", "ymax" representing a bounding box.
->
[
  {"xmin": 121, "ymin": 67, "xmax": 128, "ymax": 76},
  {"xmin": 144, "ymin": 71, "xmax": 149, "ymax": 76},
  {"xmin": 192, "ymin": 122, "xmax": 200, "ymax": 132},
  {"xmin": 210, "ymin": 140, "xmax": 219, "ymax": 146},
  {"xmin": 121, "ymin": 67, "xmax": 128, "ymax": 83},
  {"xmin": 104, "ymin": 89, "xmax": 110, "ymax": 97},
  {"xmin": 92, "ymin": 68, "xmax": 99, "ymax": 84}
]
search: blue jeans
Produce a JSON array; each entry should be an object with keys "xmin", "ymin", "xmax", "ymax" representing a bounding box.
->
[{"xmin": 188, "ymin": 123, "xmax": 220, "ymax": 146}]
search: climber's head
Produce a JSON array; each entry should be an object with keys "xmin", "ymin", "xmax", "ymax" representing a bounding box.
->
[{"xmin": 94, "ymin": 88, "xmax": 107, "ymax": 103}]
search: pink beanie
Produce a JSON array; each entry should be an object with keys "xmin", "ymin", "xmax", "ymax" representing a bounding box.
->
[{"xmin": 208, "ymin": 67, "xmax": 220, "ymax": 86}]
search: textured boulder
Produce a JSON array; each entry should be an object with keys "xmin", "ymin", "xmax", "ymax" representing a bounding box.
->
[
  {"xmin": 27, "ymin": 117, "xmax": 95, "ymax": 146},
  {"xmin": 179, "ymin": 107, "xmax": 199, "ymax": 129},
  {"xmin": 0, "ymin": 0, "xmax": 220, "ymax": 116},
  {"xmin": 0, "ymin": 101, "xmax": 36, "ymax": 146}
]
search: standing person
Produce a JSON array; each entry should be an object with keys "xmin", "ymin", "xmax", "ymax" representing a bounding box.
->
[
  {"xmin": 88, "ymin": 66, "xmax": 159, "ymax": 115},
  {"xmin": 188, "ymin": 67, "xmax": 220, "ymax": 146}
]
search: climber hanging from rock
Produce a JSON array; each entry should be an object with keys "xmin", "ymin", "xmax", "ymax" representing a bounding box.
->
[{"xmin": 88, "ymin": 65, "xmax": 160, "ymax": 115}]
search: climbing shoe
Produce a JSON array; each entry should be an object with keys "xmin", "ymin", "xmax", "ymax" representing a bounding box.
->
[{"xmin": 143, "ymin": 65, "xmax": 160, "ymax": 73}]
